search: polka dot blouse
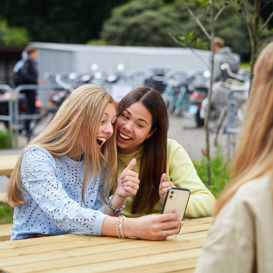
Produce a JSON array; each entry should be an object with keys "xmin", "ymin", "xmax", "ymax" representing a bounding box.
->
[{"xmin": 11, "ymin": 145, "xmax": 107, "ymax": 240}]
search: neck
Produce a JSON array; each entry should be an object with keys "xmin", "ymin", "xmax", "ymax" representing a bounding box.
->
[{"xmin": 67, "ymin": 146, "xmax": 83, "ymax": 161}]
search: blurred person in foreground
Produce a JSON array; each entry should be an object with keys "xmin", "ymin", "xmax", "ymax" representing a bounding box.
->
[{"xmin": 195, "ymin": 42, "xmax": 273, "ymax": 273}]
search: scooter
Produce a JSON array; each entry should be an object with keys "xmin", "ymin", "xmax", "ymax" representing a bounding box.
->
[{"xmin": 187, "ymin": 70, "xmax": 210, "ymax": 127}]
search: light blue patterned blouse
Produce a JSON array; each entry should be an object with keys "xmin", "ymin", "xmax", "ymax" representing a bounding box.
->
[{"xmin": 11, "ymin": 145, "xmax": 107, "ymax": 240}]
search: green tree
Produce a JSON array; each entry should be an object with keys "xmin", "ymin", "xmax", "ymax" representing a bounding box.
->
[
  {"xmin": 0, "ymin": 0, "xmax": 128, "ymax": 44},
  {"xmin": 236, "ymin": 0, "xmax": 273, "ymax": 82},
  {"xmin": 100, "ymin": 0, "xmax": 252, "ymax": 58},
  {"xmin": 101, "ymin": 0, "xmax": 176, "ymax": 47},
  {"xmin": 0, "ymin": 17, "xmax": 29, "ymax": 46}
]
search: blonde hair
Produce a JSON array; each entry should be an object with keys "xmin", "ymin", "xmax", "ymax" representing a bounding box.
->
[
  {"xmin": 213, "ymin": 37, "xmax": 224, "ymax": 48},
  {"xmin": 8, "ymin": 84, "xmax": 117, "ymax": 207},
  {"xmin": 214, "ymin": 42, "xmax": 273, "ymax": 216}
]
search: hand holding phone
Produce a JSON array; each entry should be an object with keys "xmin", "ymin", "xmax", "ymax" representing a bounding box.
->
[{"xmin": 161, "ymin": 187, "xmax": 190, "ymax": 223}]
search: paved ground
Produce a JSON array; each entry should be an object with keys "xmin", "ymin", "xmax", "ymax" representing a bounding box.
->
[{"xmin": 0, "ymin": 115, "xmax": 228, "ymax": 193}]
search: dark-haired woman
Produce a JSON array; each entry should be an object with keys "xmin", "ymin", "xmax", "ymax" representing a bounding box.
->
[{"xmin": 117, "ymin": 87, "xmax": 215, "ymax": 218}]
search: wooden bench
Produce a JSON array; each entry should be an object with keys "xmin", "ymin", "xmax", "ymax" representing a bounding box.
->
[
  {"xmin": 0, "ymin": 223, "xmax": 12, "ymax": 241},
  {"xmin": 0, "ymin": 154, "xmax": 19, "ymax": 205},
  {"xmin": 0, "ymin": 154, "xmax": 19, "ymax": 177},
  {"xmin": 0, "ymin": 193, "xmax": 8, "ymax": 205}
]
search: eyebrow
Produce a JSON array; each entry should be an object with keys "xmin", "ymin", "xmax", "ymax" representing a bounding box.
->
[
  {"xmin": 125, "ymin": 109, "xmax": 149, "ymax": 125},
  {"xmin": 104, "ymin": 113, "xmax": 117, "ymax": 117},
  {"xmin": 104, "ymin": 113, "xmax": 117, "ymax": 120}
]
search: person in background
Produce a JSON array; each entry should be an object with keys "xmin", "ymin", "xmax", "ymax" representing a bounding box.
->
[
  {"xmin": 195, "ymin": 42, "xmax": 273, "ymax": 273},
  {"xmin": 213, "ymin": 37, "xmax": 240, "ymax": 82},
  {"xmin": 20, "ymin": 46, "xmax": 42, "ymax": 137},
  {"xmin": 116, "ymin": 87, "xmax": 215, "ymax": 218},
  {"xmin": 7, "ymin": 84, "xmax": 182, "ymax": 241}
]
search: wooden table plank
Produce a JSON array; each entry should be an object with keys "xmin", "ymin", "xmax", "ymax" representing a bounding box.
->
[
  {"xmin": 0, "ymin": 234, "xmax": 206, "ymax": 267},
  {"xmin": 0, "ymin": 223, "xmax": 12, "ymax": 241},
  {"xmin": 0, "ymin": 217, "xmax": 212, "ymax": 273},
  {"xmin": 44, "ymin": 248, "xmax": 202, "ymax": 273},
  {"xmin": 0, "ymin": 154, "xmax": 19, "ymax": 176},
  {"xmin": 108, "ymin": 258, "xmax": 198, "ymax": 273}
]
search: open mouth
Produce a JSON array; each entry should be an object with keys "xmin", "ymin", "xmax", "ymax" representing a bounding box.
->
[
  {"xmin": 97, "ymin": 137, "xmax": 106, "ymax": 148},
  {"xmin": 119, "ymin": 132, "xmax": 132, "ymax": 141}
]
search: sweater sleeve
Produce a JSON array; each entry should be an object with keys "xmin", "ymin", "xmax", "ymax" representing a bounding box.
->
[
  {"xmin": 167, "ymin": 140, "xmax": 215, "ymax": 217},
  {"xmin": 20, "ymin": 147, "xmax": 107, "ymax": 236}
]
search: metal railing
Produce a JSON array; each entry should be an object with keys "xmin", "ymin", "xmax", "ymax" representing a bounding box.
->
[
  {"xmin": 0, "ymin": 84, "xmax": 14, "ymax": 136},
  {"xmin": 0, "ymin": 84, "xmax": 56, "ymax": 148},
  {"xmin": 226, "ymin": 83, "xmax": 249, "ymax": 159}
]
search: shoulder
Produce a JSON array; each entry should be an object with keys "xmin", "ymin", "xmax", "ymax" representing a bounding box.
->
[
  {"xmin": 22, "ymin": 145, "xmax": 55, "ymax": 164},
  {"xmin": 235, "ymin": 175, "xmax": 272, "ymax": 206},
  {"xmin": 167, "ymin": 139, "xmax": 190, "ymax": 158},
  {"xmin": 167, "ymin": 138, "xmax": 182, "ymax": 150},
  {"xmin": 215, "ymin": 175, "xmax": 272, "ymax": 231}
]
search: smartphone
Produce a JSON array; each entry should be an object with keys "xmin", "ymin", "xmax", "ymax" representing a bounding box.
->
[{"xmin": 161, "ymin": 187, "xmax": 190, "ymax": 230}]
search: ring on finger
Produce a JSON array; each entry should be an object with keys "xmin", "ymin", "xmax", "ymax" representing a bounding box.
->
[
  {"xmin": 132, "ymin": 183, "xmax": 136, "ymax": 188},
  {"xmin": 161, "ymin": 230, "xmax": 165, "ymax": 237}
]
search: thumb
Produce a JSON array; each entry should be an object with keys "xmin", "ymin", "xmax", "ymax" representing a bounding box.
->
[
  {"xmin": 160, "ymin": 173, "xmax": 167, "ymax": 184},
  {"xmin": 124, "ymin": 158, "xmax": 137, "ymax": 172}
]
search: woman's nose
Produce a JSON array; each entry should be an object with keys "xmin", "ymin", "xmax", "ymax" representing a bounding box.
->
[
  {"xmin": 123, "ymin": 120, "xmax": 133, "ymax": 132},
  {"xmin": 103, "ymin": 122, "xmax": 114, "ymax": 135}
]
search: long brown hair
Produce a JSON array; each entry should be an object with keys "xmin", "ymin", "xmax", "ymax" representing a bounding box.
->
[
  {"xmin": 214, "ymin": 42, "xmax": 273, "ymax": 216},
  {"xmin": 118, "ymin": 87, "xmax": 169, "ymax": 213},
  {"xmin": 8, "ymin": 84, "xmax": 117, "ymax": 206}
]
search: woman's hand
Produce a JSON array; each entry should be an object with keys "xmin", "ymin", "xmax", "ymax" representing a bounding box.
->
[
  {"xmin": 159, "ymin": 173, "xmax": 176, "ymax": 201},
  {"xmin": 117, "ymin": 158, "xmax": 140, "ymax": 198},
  {"xmin": 124, "ymin": 212, "xmax": 183, "ymax": 240}
]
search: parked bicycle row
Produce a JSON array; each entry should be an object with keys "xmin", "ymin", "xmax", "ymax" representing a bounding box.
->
[{"xmin": 0, "ymin": 64, "xmax": 249, "ymax": 147}]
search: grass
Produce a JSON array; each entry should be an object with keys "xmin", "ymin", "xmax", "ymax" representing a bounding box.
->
[
  {"xmin": 0, "ymin": 205, "xmax": 13, "ymax": 224},
  {"xmin": 193, "ymin": 148, "xmax": 230, "ymax": 198},
  {"xmin": 0, "ymin": 129, "xmax": 13, "ymax": 149}
]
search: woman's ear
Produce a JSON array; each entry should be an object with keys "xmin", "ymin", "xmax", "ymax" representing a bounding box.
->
[{"xmin": 146, "ymin": 128, "xmax": 157, "ymax": 140}]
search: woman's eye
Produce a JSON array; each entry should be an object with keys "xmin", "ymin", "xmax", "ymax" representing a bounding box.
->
[
  {"xmin": 101, "ymin": 120, "xmax": 105, "ymax": 124},
  {"xmin": 122, "ymin": 114, "xmax": 129, "ymax": 120},
  {"xmin": 136, "ymin": 123, "xmax": 144, "ymax": 128}
]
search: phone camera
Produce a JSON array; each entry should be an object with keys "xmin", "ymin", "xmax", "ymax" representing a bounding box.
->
[{"xmin": 171, "ymin": 190, "xmax": 174, "ymax": 194}]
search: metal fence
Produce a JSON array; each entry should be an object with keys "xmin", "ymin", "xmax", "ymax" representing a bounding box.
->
[
  {"xmin": 225, "ymin": 84, "xmax": 249, "ymax": 159},
  {"xmin": 0, "ymin": 84, "xmax": 54, "ymax": 148}
]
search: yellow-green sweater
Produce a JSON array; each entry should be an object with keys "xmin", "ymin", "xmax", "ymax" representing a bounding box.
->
[{"xmin": 118, "ymin": 139, "xmax": 215, "ymax": 218}]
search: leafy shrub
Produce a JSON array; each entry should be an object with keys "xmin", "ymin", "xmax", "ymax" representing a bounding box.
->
[
  {"xmin": 193, "ymin": 148, "xmax": 231, "ymax": 198},
  {"xmin": 0, "ymin": 130, "xmax": 13, "ymax": 149},
  {"xmin": 0, "ymin": 205, "xmax": 13, "ymax": 224}
]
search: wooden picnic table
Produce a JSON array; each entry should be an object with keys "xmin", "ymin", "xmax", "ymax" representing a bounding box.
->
[
  {"xmin": 0, "ymin": 154, "xmax": 19, "ymax": 177},
  {"xmin": 0, "ymin": 217, "xmax": 212, "ymax": 273}
]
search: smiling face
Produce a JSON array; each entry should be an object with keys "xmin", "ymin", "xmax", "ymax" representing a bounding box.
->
[
  {"xmin": 117, "ymin": 101, "xmax": 155, "ymax": 153},
  {"xmin": 97, "ymin": 102, "xmax": 117, "ymax": 149}
]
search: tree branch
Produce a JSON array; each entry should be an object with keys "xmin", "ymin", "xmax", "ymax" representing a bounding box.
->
[
  {"xmin": 262, "ymin": 10, "xmax": 273, "ymax": 30},
  {"xmin": 168, "ymin": 33, "xmax": 209, "ymax": 69},
  {"xmin": 240, "ymin": 0, "xmax": 254, "ymax": 47},
  {"xmin": 187, "ymin": 7, "xmax": 211, "ymax": 41},
  {"xmin": 214, "ymin": 1, "xmax": 230, "ymax": 21}
]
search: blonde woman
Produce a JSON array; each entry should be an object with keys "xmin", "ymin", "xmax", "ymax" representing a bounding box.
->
[
  {"xmin": 8, "ymin": 84, "xmax": 182, "ymax": 241},
  {"xmin": 195, "ymin": 42, "xmax": 273, "ymax": 272}
]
